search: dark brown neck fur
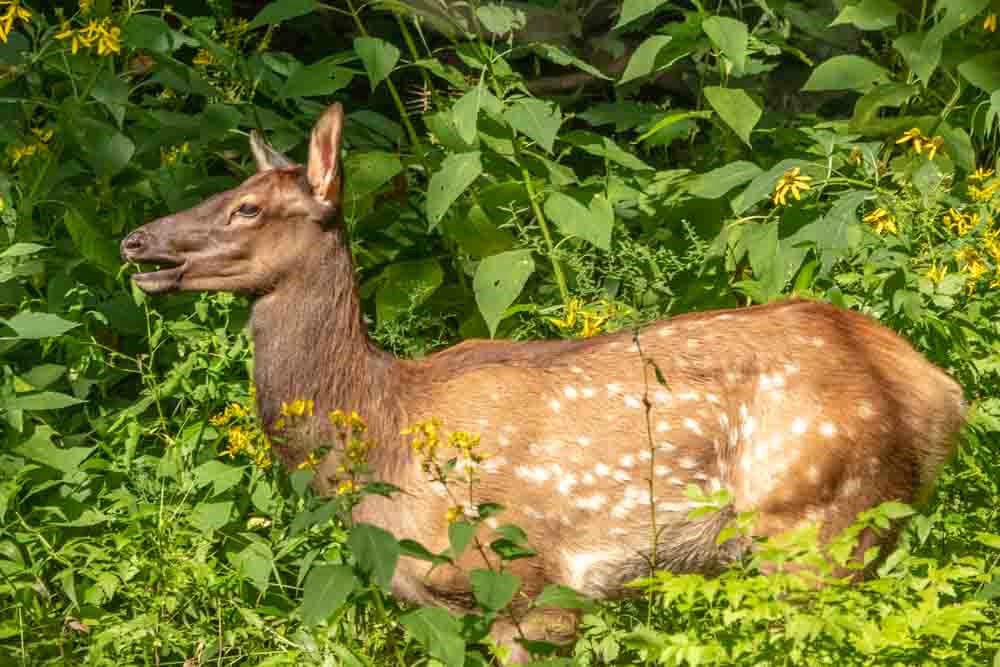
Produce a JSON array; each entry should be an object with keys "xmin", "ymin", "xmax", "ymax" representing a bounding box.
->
[{"xmin": 249, "ymin": 227, "xmax": 405, "ymax": 471}]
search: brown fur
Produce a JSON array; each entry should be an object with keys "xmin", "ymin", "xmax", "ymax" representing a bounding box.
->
[{"xmin": 121, "ymin": 103, "xmax": 967, "ymax": 663}]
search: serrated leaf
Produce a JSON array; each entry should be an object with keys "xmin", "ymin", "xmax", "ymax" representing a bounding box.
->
[
  {"xmin": 299, "ymin": 564, "xmax": 357, "ymax": 625},
  {"xmin": 470, "ymin": 569, "xmax": 521, "ymax": 611},
  {"xmin": 687, "ymin": 161, "xmax": 762, "ymax": 198},
  {"xmin": 354, "ymin": 37, "xmax": 400, "ymax": 90},
  {"xmin": 802, "ymin": 55, "xmax": 891, "ymax": 92},
  {"xmin": 473, "ymin": 250, "xmax": 535, "ymax": 337},
  {"xmin": 503, "ymin": 98, "xmax": 561, "ymax": 153},
  {"xmin": 248, "ymin": 0, "xmax": 317, "ymax": 29},
  {"xmin": 348, "ymin": 523, "xmax": 399, "ymax": 592},
  {"xmin": 426, "ymin": 152, "xmax": 482, "ymax": 228},
  {"xmin": 702, "ymin": 16, "xmax": 748, "ymax": 75},
  {"xmin": 704, "ymin": 86, "xmax": 760, "ymax": 146},
  {"xmin": 2, "ymin": 312, "xmax": 79, "ymax": 339}
]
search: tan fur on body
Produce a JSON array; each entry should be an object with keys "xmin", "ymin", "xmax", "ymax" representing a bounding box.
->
[{"xmin": 121, "ymin": 103, "xmax": 967, "ymax": 662}]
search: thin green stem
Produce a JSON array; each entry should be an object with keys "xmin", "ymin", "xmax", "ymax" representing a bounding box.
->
[{"xmin": 513, "ymin": 140, "xmax": 569, "ymax": 303}]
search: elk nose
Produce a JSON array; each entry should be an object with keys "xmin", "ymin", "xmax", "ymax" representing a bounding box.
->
[{"xmin": 120, "ymin": 230, "xmax": 148, "ymax": 260}]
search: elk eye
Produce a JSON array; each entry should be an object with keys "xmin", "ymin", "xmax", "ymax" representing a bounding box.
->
[{"xmin": 236, "ymin": 203, "xmax": 261, "ymax": 218}]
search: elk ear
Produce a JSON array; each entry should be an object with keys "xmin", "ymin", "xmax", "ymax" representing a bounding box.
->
[
  {"xmin": 307, "ymin": 102, "xmax": 344, "ymax": 207},
  {"xmin": 249, "ymin": 130, "xmax": 294, "ymax": 172}
]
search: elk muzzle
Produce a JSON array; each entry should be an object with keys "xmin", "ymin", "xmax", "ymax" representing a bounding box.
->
[{"xmin": 120, "ymin": 222, "xmax": 188, "ymax": 294}]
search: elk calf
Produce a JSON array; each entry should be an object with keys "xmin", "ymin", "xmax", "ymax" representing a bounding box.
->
[{"xmin": 121, "ymin": 103, "xmax": 966, "ymax": 662}]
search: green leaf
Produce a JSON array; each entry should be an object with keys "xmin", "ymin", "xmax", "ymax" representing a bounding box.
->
[
  {"xmin": 343, "ymin": 151, "xmax": 403, "ymax": 205},
  {"xmin": 426, "ymin": 152, "xmax": 482, "ymax": 228},
  {"xmin": 702, "ymin": 16, "xmax": 748, "ymax": 75},
  {"xmin": 543, "ymin": 192, "xmax": 614, "ymax": 250},
  {"xmin": 802, "ymin": 55, "xmax": 891, "ymax": 92},
  {"xmin": 619, "ymin": 35, "xmax": 677, "ymax": 84},
  {"xmin": 939, "ymin": 122, "xmax": 976, "ymax": 172},
  {"xmin": 374, "ymin": 258, "xmax": 444, "ymax": 324},
  {"xmin": 72, "ymin": 118, "xmax": 135, "ymax": 179},
  {"xmin": 123, "ymin": 15, "xmax": 183, "ymax": 53},
  {"xmin": 452, "ymin": 86, "xmax": 484, "ymax": 146},
  {"xmin": 248, "ymin": 0, "xmax": 317, "ymax": 29},
  {"xmin": 4, "ymin": 392, "xmax": 86, "ymax": 411},
  {"xmin": 189, "ymin": 501, "xmax": 233, "ymax": 533},
  {"xmin": 533, "ymin": 584, "xmax": 595, "ymax": 610},
  {"xmin": 893, "ymin": 32, "xmax": 941, "ymax": 84},
  {"xmin": 470, "ymin": 569, "xmax": 521, "ymax": 611},
  {"xmin": 353, "ymin": 37, "xmax": 400, "ymax": 90},
  {"xmin": 192, "ymin": 460, "xmax": 245, "ymax": 496},
  {"xmin": 958, "ymin": 51, "xmax": 1000, "ymax": 93},
  {"xmin": 63, "ymin": 208, "xmax": 121, "ymax": 277},
  {"xmin": 832, "ymin": 0, "xmax": 902, "ymax": 30},
  {"xmin": 615, "ymin": 0, "xmax": 670, "ymax": 28},
  {"xmin": 348, "ymin": 523, "xmax": 399, "ymax": 592},
  {"xmin": 399, "ymin": 608, "xmax": 465, "ymax": 667},
  {"xmin": 977, "ymin": 533, "xmax": 1000, "ymax": 549},
  {"xmin": 1, "ymin": 312, "xmax": 79, "ymax": 339},
  {"xmin": 448, "ymin": 521, "xmax": 476, "ymax": 558},
  {"xmin": 634, "ymin": 110, "xmax": 713, "ymax": 144},
  {"xmin": 299, "ymin": 564, "xmax": 357, "ymax": 625},
  {"xmin": 281, "ymin": 61, "xmax": 353, "ymax": 98},
  {"xmin": 532, "ymin": 44, "xmax": 611, "ymax": 80},
  {"xmin": 200, "ymin": 103, "xmax": 241, "ymax": 141},
  {"xmin": 687, "ymin": 161, "xmax": 762, "ymax": 198},
  {"xmin": 91, "ymin": 72, "xmax": 129, "ymax": 127},
  {"xmin": 503, "ymin": 98, "xmax": 562, "ymax": 153},
  {"xmin": 562, "ymin": 130, "xmax": 654, "ymax": 170},
  {"xmin": 229, "ymin": 540, "xmax": 273, "ymax": 593},
  {"xmin": 730, "ymin": 158, "xmax": 816, "ymax": 215},
  {"xmin": 851, "ymin": 83, "xmax": 919, "ymax": 128},
  {"xmin": 476, "ymin": 4, "xmax": 526, "ymax": 33},
  {"xmin": 0, "ymin": 243, "xmax": 46, "ymax": 258},
  {"xmin": 13, "ymin": 427, "xmax": 94, "ymax": 474},
  {"xmin": 703, "ymin": 86, "xmax": 761, "ymax": 146},
  {"xmin": 473, "ymin": 250, "xmax": 535, "ymax": 337}
]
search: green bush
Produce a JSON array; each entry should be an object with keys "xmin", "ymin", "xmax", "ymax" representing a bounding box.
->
[{"xmin": 1, "ymin": 0, "xmax": 999, "ymax": 664}]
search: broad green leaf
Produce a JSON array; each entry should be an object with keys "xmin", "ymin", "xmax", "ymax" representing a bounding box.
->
[
  {"xmin": 63, "ymin": 209, "xmax": 121, "ymax": 276},
  {"xmin": 893, "ymin": 32, "xmax": 941, "ymax": 84},
  {"xmin": 189, "ymin": 501, "xmax": 233, "ymax": 533},
  {"xmin": 3, "ymin": 392, "xmax": 85, "ymax": 411},
  {"xmin": 448, "ymin": 521, "xmax": 476, "ymax": 558},
  {"xmin": 452, "ymin": 86, "xmax": 484, "ymax": 146},
  {"xmin": 851, "ymin": 83, "xmax": 918, "ymax": 128},
  {"xmin": 14, "ymin": 426, "xmax": 94, "ymax": 474},
  {"xmin": 426, "ymin": 152, "xmax": 482, "ymax": 228},
  {"xmin": 802, "ymin": 55, "xmax": 891, "ymax": 92},
  {"xmin": 561, "ymin": 130, "xmax": 653, "ymax": 170},
  {"xmin": 474, "ymin": 250, "xmax": 535, "ymax": 337},
  {"xmin": 704, "ymin": 86, "xmax": 761, "ymax": 146},
  {"xmin": 702, "ymin": 16, "xmax": 748, "ymax": 75},
  {"xmin": 0, "ymin": 243, "xmax": 46, "ymax": 258},
  {"xmin": 192, "ymin": 460, "xmax": 245, "ymax": 496},
  {"xmin": 958, "ymin": 51, "xmax": 1000, "ymax": 93},
  {"xmin": 977, "ymin": 533, "xmax": 1000, "ymax": 549},
  {"xmin": 123, "ymin": 15, "xmax": 183, "ymax": 53},
  {"xmin": 91, "ymin": 71, "xmax": 129, "ymax": 126},
  {"xmin": 533, "ymin": 584, "xmax": 595, "ymax": 610},
  {"xmin": 832, "ymin": 0, "xmax": 902, "ymax": 30},
  {"xmin": 442, "ymin": 205, "xmax": 516, "ymax": 258},
  {"xmin": 2, "ymin": 312, "xmax": 79, "ymax": 339},
  {"xmin": 375, "ymin": 258, "xmax": 444, "ymax": 324},
  {"xmin": 282, "ymin": 61, "xmax": 353, "ymax": 98},
  {"xmin": 470, "ymin": 569, "xmax": 521, "ymax": 611},
  {"xmin": 615, "ymin": 0, "xmax": 670, "ymax": 28},
  {"xmin": 635, "ymin": 110, "xmax": 713, "ymax": 144},
  {"xmin": 343, "ymin": 151, "xmax": 403, "ymax": 205},
  {"xmin": 543, "ymin": 192, "xmax": 614, "ymax": 250},
  {"xmin": 939, "ymin": 123, "xmax": 976, "ymax": 172},
  {"xmin": 229, "ymin": 540, "xmax": 273, "ymax": 593},
  {"xmin": 532, "ymin": 44, "xmax": 611, "ymax": 80},
  {"xmin": 687, "ymin": 161, "xmax": 762, "ymax": 198},
  {"xmin": 925, "ymin": 0, "xmax": 991, "ymax": 43},
  {"xmin": 72, "ymin": 118, "xmax": 135, "ymax": 179},
  {"xmin": 619, "ymin": 35, "xmax": 676, "ymax": 84},
  {"xmin": 353, "ymin": 37, "xmax": 400, "ymax": 90},
  {"xmin": 248, "ymin": 0, "xmax": 317, "ymax": 29},
  {"xmin": 21, "ymin": 364, "xmax": 65, "ymax": 390},
  {"xmin": 299, "ymin": 564, "xmax": 357, "ymax": 625},
  {"xmin": 399, "ymin": 608, "xmax": 465, "ymax": 667},
  {"xmin": 503, "ymin": 98, "xmax": 562, "ymax": 153},
  {"xmin": 348, "ymin": 523, "xmax": 399, "ymax": 592},
  {"xmin": 200, "ymin": 103, "xmax": 241, "ymax": 141},
  {"xmin": 0, "ymin": 30, "xmax": 28, "ymax": 64},
  {"xmin": 476, "ymin": 4, "xmax": 526, "ymax": 33}
]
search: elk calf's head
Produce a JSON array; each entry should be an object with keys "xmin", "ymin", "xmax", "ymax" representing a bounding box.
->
[{"xmin": 120, "ymin": 103, "xmax": 346, "ymax": 295}]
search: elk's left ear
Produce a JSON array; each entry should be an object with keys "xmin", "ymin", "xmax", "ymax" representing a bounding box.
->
[
  {"xmin": 307, "ymin": 102, "xmax": 344, "ymax": 207},
  {"xmin": 249, "ymin": 130, "xmax": 295, "ymax": 172}
]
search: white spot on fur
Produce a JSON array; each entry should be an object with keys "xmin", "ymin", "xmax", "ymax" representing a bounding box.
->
[
  {"xmin": 657, "ymin": 441, "xmax": 676, "ymax": 453},
  {"xmin": 811, "ymin": 337, "xmax": 825, "ymax": 348},
  {"xmin": 582, "ymin": 472, "xmax": 596, "ymax": 485},
  {"xmin": 575, "ymin": 494, "xmax": 607, "ymax": 511},
  {"xmin": 613, "ymin": 469, "xmax": 632, "ymax": 482},
  {"xmin": 719, "ymin": 414, "xmax": 730, "ymax": 427},
  {"xmin": 629, "ymin": 342, "xmax": 640, "ymax": 354},
  {"xmin": 502, "ymin": 425, "xmax": 516, "ymax": 434},
  {"xmin": 679, "ymin": 391, "xmax": 700, "ymax": 402},
  {"xmin": 477, "ymin": 417, "xmax": 489, "ymax": 428},
  {"xmin": 683, "ymin": 418, "xmax": 703, "ymax": 435},
  {"xmin": 577, "ymin": 435, "xmax": 593, "ymax": 447},
  {"xmin": 557, "ymin": 474, "xmax": 578, "ymax": 495},
  {"xmin": 595, "ymin": 463, "xmax": 610, "ymax": 477},
  {"xmin": 609, "ymin": 527, "xmax": 627, "ymax": 537},
  {"xmin": 656, "ymin": 420, "xmax": 671, "ymax": 433},
  {"xmin": 570, "ymin": 366, "xmax": 584, "ymax": 374},
  {"xmin": 624, "ymin": 394, "xmax": 642, "ymax": 409},
  {"xmin": 679, "ymin": 457, "xmax": 698, "ymax": 470},
  {"xmin": 620, "ymin": 454, "xmax": 636, "ymax": 468},
  {"xmin": 819, "ymin": 422, "xmax": 837, "ymax": 438},
  {"xmin": 486, "ymin": 517, "xmax": 499, "ymax": 529},
  {"xmin": 758, "ymin": 374, "xmax": 774, "ymax": 391},
  {"xmin": 655, "ymin": 465, "xmax": 671, "ymax": 477},
  {"xmin": 726, "ymin": 372, "xmax": 739, "ymax": 384},
  {"xmin": 791, "ymin": 417, "xmax": 808, "ymax": 435},
  {"xmin": 581, "ymin": 387, "xmax": 596, "ymax": 398},
  {"xmin": 483, "ymin": 456, "xmax": 508, "ymax": 473},
  {"xmin": 563, "ymin": 386, "xmax": 579, "ymax": 400},
  {"xmin": 658, "ymin": 326, "xmax": 674, "ymax": 337},
  {"xmin": 517, "ymin": 466, "xmax": 551, "ymax": 484},
  {"xmin": 525, "ymin": 508, "xmax": 544, "ymax": 519},
  {"xmin": 549, "ymin": 399, "xmax": 561, "ymax": 413},
  {"xmin": 498, "ymin": 434, "xmax": 511, "ymax": 447},
  {"xmin": 706, "ymin": 393, "xmax": 720, "ymax": 404},
  {"xmin": 430, "ymin": 481, "xmax": 448, "ymax": 496},
  {"xmin": 742, "ymin": 416, "xmax": 756, "ymax": 439},
  {"xmin": 807, "ymin": 465, "xmax": 820, "ymax": 483},
  {"xmin": 606, "ymin": 383, "xmax": 623, "ymax": 395},
  {"xmin": 784, "ymin": 362, "xmax": 800, "ymax": 375},
  {"xmin": 843, "ymin": 477, "xmax": 862, "ymax": 495},
  {"xmin": 687, "ymin": 339, "xmax": 700, "ymax": 350}
]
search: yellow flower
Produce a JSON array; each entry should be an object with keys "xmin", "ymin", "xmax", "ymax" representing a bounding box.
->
[
  {"xmin": 445, "ymin": 505, "xmax": 464, "ymax": 524},
  {"xmin": 969, "ymin": 179, "xmax": 1000, "ymax": 203},
  {"xmin": 917, "ymin": 135, "xmax": 944, "ymax": 160},
  {"xmin": 193, "ymin": 49, "xmax": 217, "ymax": 67},
  {"xmin": 96, "ymin": 23, "xmax": 121, "ymax": 56},
  {"xmin": 970, "ymin": 166, "xmax": 995, "ymax": 183},
  {"xmin": 56, "ymin": 17, "xmax": 121, "ymax": 56},
  {"xmin": 863, "ymin": 207, "xmax": 898, "ymax": 235},
  {"xmin": 0, "ymin": 195, "xmax": 5, "ymax": 213},
  {"xmin": 297, "ymin": 451, "xmax": 321, "ymax": 470},
  {"xmin": 985, "ymin": 13, "xmax": 998, "ymax": 31},
  {"xmin": 926, "ymin": 262, "xmax": 948, "ymax": 284},
  {"xmin": 0, "ymin": 1, "xmax": 31, "ymax": 44},
  {"xmin": 280, "ymin": 398, "xmax": 314, "ymax": 418},
  {"xmin": 547, "ymin": 298, "xmax": 580, "ymax": 331},
  {"xmin": 772, "ymin": 167, "xmax": 813, "ymax": 206},
  {"xmin": 896, "ymin": 127, "xmax": 924, "ymax": 147},
  {"xmin": 336, "ymin": 479, "xmax": 357, "ymax": 496},
  {"xmin": 210, "ymin": 402, "xmax": 249, "ymax": 426}
]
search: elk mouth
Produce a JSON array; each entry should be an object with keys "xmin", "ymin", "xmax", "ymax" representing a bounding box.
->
[{"xmin": 129, "ymin": 256, "xmax": 188, "ymax": 294}]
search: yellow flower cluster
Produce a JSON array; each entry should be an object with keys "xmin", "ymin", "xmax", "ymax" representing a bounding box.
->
[
  {"xmin": 772, "ymin": 167, "xmax": 812, "ymax": 206},
  {"xmin": 210, "ymin": 400, "xmax": 272, "ymax": 468},
  {"xmin": 863, "ymin": 207, "xmax": 898, "ymax": 235},
  {"xmin": 55, "ymin": 17, "xmax": 122, "ymax": 56},
  {"xmin": 209, "ymin": 402, "xmax": 248, "ymax": 426},
  {"xmin": 895, "ymin": 128, "xmax": 944, "ymax": 160},
  {"xmin": 8, "ymin": 127, "xmax": 52, "ymax": 166},
  {"xmin": 0, "ymin": 1, "xmax": 31, "ymax": 44},
  {"xmin": 273, "ymin": 398, "xmax": 315, "ymax": 431},
  {"xmin": 547, "ymin": 297, "xmax": 623, "ymax": 338},
  {"xmin": 161, "ymin": 143, "xmax": 190, "ymax": 166},
  {"xmin": 943, "ymin": 208, "xmax": 982, "ymax": 236},
  {"xmin": 323, "ymin": 409, "xmax": 375, "ymax": 497},
  {"xmin": 985, "ymin": 13, "xmax": 997, "ymax": 32},
  {"xmin": 403, "ymin": 418, "xmax": 487, "ymax": 484}
]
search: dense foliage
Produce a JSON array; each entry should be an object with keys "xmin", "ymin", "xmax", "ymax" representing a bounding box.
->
[{"xmin": 2, "ymin": 0, "xmax": 1000, "ymax": 664}]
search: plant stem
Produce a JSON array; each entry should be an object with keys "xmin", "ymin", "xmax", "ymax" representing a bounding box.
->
[{"xmin": 513, "ymin": 140, "xmax": 569, "ymax": 303}]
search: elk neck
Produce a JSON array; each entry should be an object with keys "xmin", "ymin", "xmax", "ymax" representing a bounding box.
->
[{"xmin": 248, "ymin": 225, "xmax": 406, "ymax": 468}]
